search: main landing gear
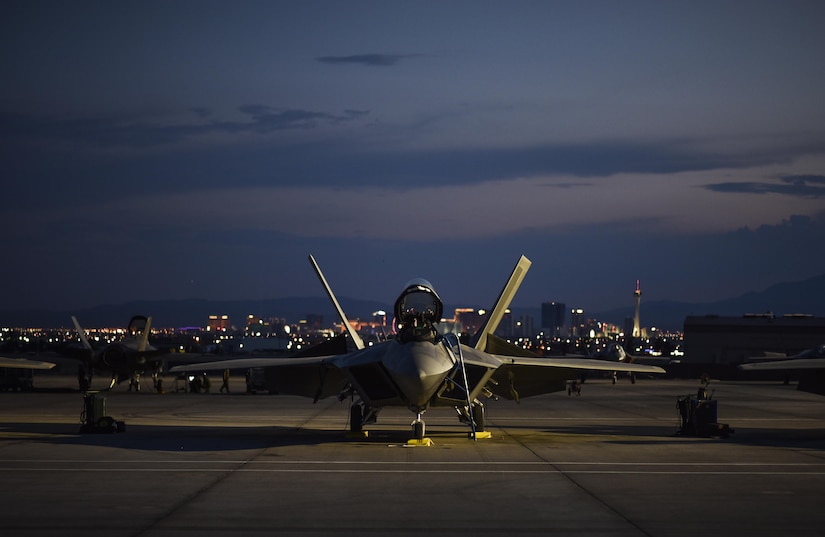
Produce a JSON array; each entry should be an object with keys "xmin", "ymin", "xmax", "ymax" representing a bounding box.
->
[
  {"xmin": 348, "ymin": 401, "xmax": 490, "ymax": 443},
  {"xmin": 348, "ymin": 402, "xmax": 378, "ymax": 437},
  {"xmin": 457, "ymin": 401, "xmax": 491, "ymax": 440}
]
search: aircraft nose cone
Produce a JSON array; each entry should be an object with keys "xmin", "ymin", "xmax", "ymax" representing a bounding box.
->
[{"xmin": 385, "ymin": 341, "xmax": 453, "ymax": 408}]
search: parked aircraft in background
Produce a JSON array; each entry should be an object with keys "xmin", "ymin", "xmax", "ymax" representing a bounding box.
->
[
  {"xmin": 569, "ymin": 279, "xmax": 669, "ymax": 383},
  {"xmin": 61, "ymin": 315, "xmax": 169, "ymax": 390},
  {"xmin": 587, "ymin": 339, "xmax": 673, "ymax": 382},
  {"xmin": 739, "ymin": 344, "xmax": 825, "ymax": 396},
  {"xmin": 0, "ymin": 357, "xmax": 55, "ymax": 370},
  {"xmin": 171, "ymin": 255, "xmax": 665, "ymax": 441},
  {"xmin": 0, "ymin": 357, "xmax": 54, "ymax": 391}
]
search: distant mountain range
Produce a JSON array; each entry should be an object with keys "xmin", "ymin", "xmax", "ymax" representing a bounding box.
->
[
  {"xmin": 2, "ymin": 273, "xmax": 824, "ymax": 331},
  {"xmin": 588, "ymin": 272, "xmax": 825, "ymax": 331}
]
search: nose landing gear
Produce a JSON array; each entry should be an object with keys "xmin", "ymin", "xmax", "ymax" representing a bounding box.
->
[{"xmin": 408, "ymin": 412, "xmax": 432, "ymax": 446}]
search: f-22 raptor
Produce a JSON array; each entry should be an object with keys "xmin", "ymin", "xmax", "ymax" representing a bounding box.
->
[
  {"xmin": 63, "ymin": 315, "xmax": 169, "ymax": 391},
  {"xmin": 172, "ymin": 255, "xmax": 665, "ymax": 441}
]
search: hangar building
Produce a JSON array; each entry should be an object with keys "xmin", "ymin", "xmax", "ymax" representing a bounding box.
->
[{"xmin": 681, "ymin": 314, "xmax": 825, "ymax": 377}]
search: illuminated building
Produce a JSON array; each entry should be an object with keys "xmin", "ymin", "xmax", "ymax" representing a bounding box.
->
[
  {"xmin": 207, "ymin": 315, "xmax": 229, "ymax": 332},
  {"xmin": 454, "ymin": 308, "xmax": 485, "ymax": 335},
  {"xmin": 633, "ymin": 279, "xmax": 642, "ymax": 339},
  {"xmin": 541, "ymin": 302, "xmax": 566, "ymax": 337},
  {"xmin": 570, "ymin": 308, "xmax": 585, "ymax": 338}
]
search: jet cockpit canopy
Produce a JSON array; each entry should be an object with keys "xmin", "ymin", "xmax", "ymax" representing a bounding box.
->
[{"xmin": 393, "ymin": 279, "xmax": 443, "ymax": 341}]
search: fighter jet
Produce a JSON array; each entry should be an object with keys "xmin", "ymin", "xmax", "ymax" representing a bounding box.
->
[
  {"xmin": 171, "ymin": 255, "xmax": 665, "ymax": 441},
  {"xmin": 739, "ymin": 344, "xmax": 825, "ymax": 396},
  {"xmin": 62, "ymin": 315, "xmax": 169, "ymax": 390},
  {"xmin": 586, "ymin": 339, "xmax": 673, "ymax": 383},
  {"xmin": 597, "ymin": 280, "xmax": 672, "ymax": 376}
]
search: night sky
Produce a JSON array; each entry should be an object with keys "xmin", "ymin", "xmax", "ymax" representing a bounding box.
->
[{"xmin": 2, "ymin": 1, "xmax": 825, "ymax": 316}]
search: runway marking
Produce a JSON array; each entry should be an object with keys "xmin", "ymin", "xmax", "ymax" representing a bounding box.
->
[
  {"xmin": 0, "ymin": 459, "xmax": 825, "ymax": 471},
  {"xmin": 489, "ymin": 416, "xmax": 820, "ymax": 422},
  {"xmin": 2, "ymin": 467, "xmax": 825, "ymax": 475}
]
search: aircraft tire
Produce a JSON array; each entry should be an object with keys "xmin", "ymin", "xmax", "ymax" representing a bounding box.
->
[
  {"xmin": 472, "ymin": 403, "xmax": 486, "ymax": 432},
  {"xmin": 413, "ymin": 420, "xmax": 425, "ymax": 440},
  {"xmin": 350, "ymin": 404, "xmax": 363, "ymax": 433}
]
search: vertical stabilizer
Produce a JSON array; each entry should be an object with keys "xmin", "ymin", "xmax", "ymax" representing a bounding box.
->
[
  {"xmin": 474, "ymin": 255, "xmax": 532, "ymax": 351},
  {"xmin": 71, "ymin": 316, "xmax": 93, "ymax": 351},
  {"xmin": 138, "ymin": 317, "xmax": 152, "ymax": 352},
  {"xmin": 308, "ymin": 255, "xmax": 365, "ymax": 350}
]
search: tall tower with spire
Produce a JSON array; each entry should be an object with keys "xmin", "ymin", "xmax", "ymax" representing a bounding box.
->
[{"xmin": 632, "ymin": 279, "xmax": 642, "ymax": 339}]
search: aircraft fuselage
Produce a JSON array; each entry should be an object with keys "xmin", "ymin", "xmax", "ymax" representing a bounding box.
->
[{"xmin": 342, "ymin": 339, "xmax": 455, "ymax": 412}]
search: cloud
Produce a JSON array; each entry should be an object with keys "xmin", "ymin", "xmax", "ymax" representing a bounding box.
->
[
  {"xmin": 4, "ymin": 103, "xmax": 825, "ymax": 222},
  {"xmin": 190, "ymin": 107, "xmax": 213, "ymax": 119},
  {"xmin": 237, "ymin": 105, "xmax": 370, "ymax": 131},
  {"xmin": 315, "ymin": 54, "xmax": 420, "ymax": 66},
  {"xmin": 538, "ymin": 182, "xmax": 596, "ymax": 189},
  {"xmin": 301, "ymin": 140, "xmax": 825, "ymax": 187},
  {"xmin": 0, "ymin": 106, "xmax": 370, "ymax": 149},
  {"xmin": 26, "ymin": 167, "xmax": 804, "ymax": 246},
  {"xmin": 702, "ymin": 175, "xmax": 825, "ymax": 198},
  {"xmin": 235, "ymin": 105, "xmax": 348, "ymax": 132}
]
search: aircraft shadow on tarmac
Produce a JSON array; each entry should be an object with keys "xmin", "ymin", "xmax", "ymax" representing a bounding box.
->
[
  {"xmin": 3, "ymin": 418, "xmax": 825, "ymax": 451},
  {"xmin": 0, "ymin": 422, "xmax": 361, "ymax": 452},
  {"xmin": 530, "ymin": 425, "xmax": 824, "ymax": 448},
  {"xmin": 0, "ymin": 419, "xmax": 692, "ymax": 451}
]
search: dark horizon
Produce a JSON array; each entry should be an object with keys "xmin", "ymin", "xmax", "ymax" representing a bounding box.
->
[{"xmin": 2, "ymin": 270, "xmax": 823, "ymax": 333}]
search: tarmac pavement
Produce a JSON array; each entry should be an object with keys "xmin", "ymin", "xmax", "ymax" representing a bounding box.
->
[{"xmin": 1, "ymin": 375, "xmax": 825, "ymax": 536}]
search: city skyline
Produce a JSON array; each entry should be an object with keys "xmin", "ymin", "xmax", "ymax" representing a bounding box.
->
[
  {"xmin": 2, "ymin": 1, "xmax": 824, "ymax": 314},
  {"xmin": 4, "ymin": 267, "xmax": 823, "ymax": 333}
]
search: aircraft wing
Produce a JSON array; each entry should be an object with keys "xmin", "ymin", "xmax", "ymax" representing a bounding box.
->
[
  {"xmin": 0, "ymin": 357, "xmax": 56, "ymax": 370},
  {"xmin": 483, "ymin": 355, "xmax": 665, "ymax": 401},
  {"xmin": 169, "ymin": 355, "xmax": 348, "ymax": 400},
  {"xmin": 626, "ymin": 354, "xmax": 673, "ymax": 365},
  {"xmin": 460, "ymin": 333, "xmax": 666, "ymax": 400},
  {"xmin": 739, "ymin": 349, "xmax": 825, "ymax": 396},
  {"xmin": 739, "ymin": 358, "xmax": 825, "ymax": 371},
  {"xmin": 498, "ymin": 356, "xmax": 666, "ymax": 374},
  {"xmin": 745, "ymin": 352, "xmax": 788, "ymax": 362},
  {"xmin": 169, "ymin": 356, "xmax": 337, "ymax": 372}
]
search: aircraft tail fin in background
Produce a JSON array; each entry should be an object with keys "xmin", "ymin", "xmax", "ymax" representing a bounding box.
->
[
  {"xmin": 138, "ymin": 316, "xmax": 152, "ymax": 352},
  {"xmin": 71, "ymin": 316, "xmax": 93, "ymax": 351},
  {"xmin": 473, "ymin": 255, "xmax": 532, "ymax": 351},
  {"xmin": 308, "ymin": 254, "xmax": 365, "ymax": 350}
]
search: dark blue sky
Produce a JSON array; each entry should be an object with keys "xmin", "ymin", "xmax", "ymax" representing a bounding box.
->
[{"xmin": 2, "ymin": 1, "xmax": 825, "ymax": 318}]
